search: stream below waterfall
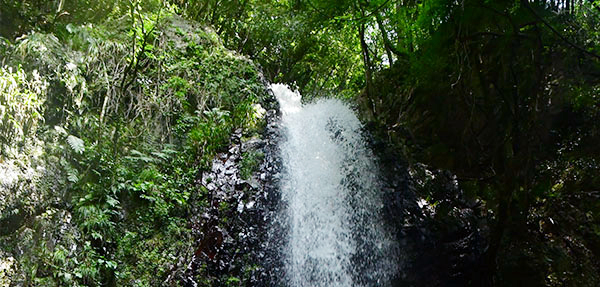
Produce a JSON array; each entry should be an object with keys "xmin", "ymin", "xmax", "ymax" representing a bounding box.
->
[{"xmin": 268, "ymin": 84, "xmax": 400, "ymax": 286}]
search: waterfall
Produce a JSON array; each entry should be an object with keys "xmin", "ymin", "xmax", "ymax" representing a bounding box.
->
[{"xmin": 270, "ymin": 84, "xmax": 399, "ymax": 286}]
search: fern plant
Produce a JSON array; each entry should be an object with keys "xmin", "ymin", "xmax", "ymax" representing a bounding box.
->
[{"xmin": 66, "ymin": 135, "xmax": 85, "ymax": 154}]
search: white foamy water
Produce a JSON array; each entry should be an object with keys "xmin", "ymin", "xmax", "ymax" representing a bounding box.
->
[{"xmin": 271, "ymin": 84, "xmax": 398, "ymax": 287}]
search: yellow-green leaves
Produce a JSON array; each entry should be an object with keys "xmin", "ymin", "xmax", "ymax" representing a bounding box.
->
[{"xmin": 0, "ymin": 67, "xmax": 46, "ymax": 155}]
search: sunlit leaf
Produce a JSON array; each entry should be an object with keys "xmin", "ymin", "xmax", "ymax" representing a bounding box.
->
[{"xmin": 67, "ymin": 135, "xmax": 85, "ymax": 154}]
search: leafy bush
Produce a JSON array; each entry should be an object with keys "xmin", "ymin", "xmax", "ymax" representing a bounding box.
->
[{"xmin": 0, "ymin": 66, "xmax": 46, "ymax": 154}]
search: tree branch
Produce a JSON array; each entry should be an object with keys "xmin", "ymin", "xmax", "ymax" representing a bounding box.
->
[{"xmin": 522, "ymin": 0, "xmax": 600, "ymax": 61}]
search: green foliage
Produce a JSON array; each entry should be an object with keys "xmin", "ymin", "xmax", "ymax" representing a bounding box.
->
[
  {"xmin": 0, "ymin": 5, "xmax": 268, "ymax": 286},
  {"xmin": 164, "ymin": 76, "xmax": 193, "ymax": 111},
  {"xmin": 226, "ymin": 276, "xmax": 241, "ymax": 287},
  {"xmin": 364, "ymin": 0, "xmax": 600, "ymax": 284},
  {"xmin": 170, "ymin": 0, "xmax": 597, "ymax": 284},
  {"xmin": 0, "ymin": 0, "xmax": 165, "ymax": 40},
  {"xmin": 4, "ymin": 0, "xmax": 597, "ymax": 285},
  {"xmin": 187, "ymin": 108, "xmax": 231, "ymax": 165},
  {"xmin": 240, "ymin": 150, "xmax": 264, "ymax": 180},
  {"xmin": 0, "ymin": 66, "xmax": 46, "ymax": 155},
  {"xmin": 175, "ymin": 0, "xmax": 366, "ymax": 99},
  {"xmin": 66, "ymin": 135, "xmax": 84, "ymax": 154}
]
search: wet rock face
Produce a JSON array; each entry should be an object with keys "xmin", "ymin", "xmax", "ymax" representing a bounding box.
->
[
  {"xmin": 181, "ymin": 87, "xmax": 488, "ymax": 286},
  {"xmin": 367, "ymin": 132, "xmax": 489, "ymax": 286},
  {"xmin": 182, "ymin": 90, "xmax": 282, "ymax": 286}
]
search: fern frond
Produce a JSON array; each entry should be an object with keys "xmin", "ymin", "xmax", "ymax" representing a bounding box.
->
[{"xmin": 67, "ymin": 135, "xmax": 85, "ymax": 154}]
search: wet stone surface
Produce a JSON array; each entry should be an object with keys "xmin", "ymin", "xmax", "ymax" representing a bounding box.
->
[
  {"xmin": 367, "ymin": 130, "xmax": 489, "ymax": 287},
  {"xmin": 179, "ymin": 90, "xmax": 489, "ymax": 286},
  {"xmin": 181, "ymin": 92, "xmax": 282, "ymax": 286}
]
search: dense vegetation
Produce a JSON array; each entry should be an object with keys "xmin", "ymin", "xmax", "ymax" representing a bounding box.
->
[
  {"xmin": 1, "ymin": 0, "xmax": 599, "ymax": 286},
  {"xmin": 176, "ymin": 0, "xmax": 600, "ymax": 285},
  {"xmin": 0, "ymin": 1, "xmax": 268, "ymax": 285},
  {"xmin": 278, "ymin": 1, "xmax": 600, "ymax": 285}
]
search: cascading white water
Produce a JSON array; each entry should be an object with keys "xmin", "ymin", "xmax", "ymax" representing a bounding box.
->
[{"xmin": 271, "ymin": 84, "xmax": 398, "ymax": 286}]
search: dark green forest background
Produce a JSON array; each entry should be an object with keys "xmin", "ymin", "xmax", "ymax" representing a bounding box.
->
[{"xmin": 1, "ymin": 0, "xmax": 599, "ymax": 286}]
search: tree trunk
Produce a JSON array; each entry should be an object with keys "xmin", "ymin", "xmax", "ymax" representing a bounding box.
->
[
  {"xmin": 375, "ymin": 12, "xmax": 395, "ymax": 66},
  {"xmin": 358, "ymin": 22, "xmax": 375, "ymax": 116},
  {"xmin": 478, "ymin": 183, "xmax": 512, "ymax": 286}
]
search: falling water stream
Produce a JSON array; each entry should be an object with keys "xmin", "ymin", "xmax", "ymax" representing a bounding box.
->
[{"xmin": 270, "ymin": 84, "xmax": 399, "ymax": 286}]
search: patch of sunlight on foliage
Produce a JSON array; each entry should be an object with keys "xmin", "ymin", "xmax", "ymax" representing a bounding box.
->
[
  {"xmin": 0, "ymin": 255, "xmax": 15, "ymax": 286},
  {"xmin": 66, "ymin": 135, "xmax": 85, "ymax": 154},
  {"xmin": 0, "ymin": 66, "xmax": 47, "ymax": 155}
]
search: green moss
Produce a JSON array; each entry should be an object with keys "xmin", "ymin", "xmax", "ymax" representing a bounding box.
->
[{"xmin": 240, "ymin": 150, "xmax": 264, "ymax": 180}]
